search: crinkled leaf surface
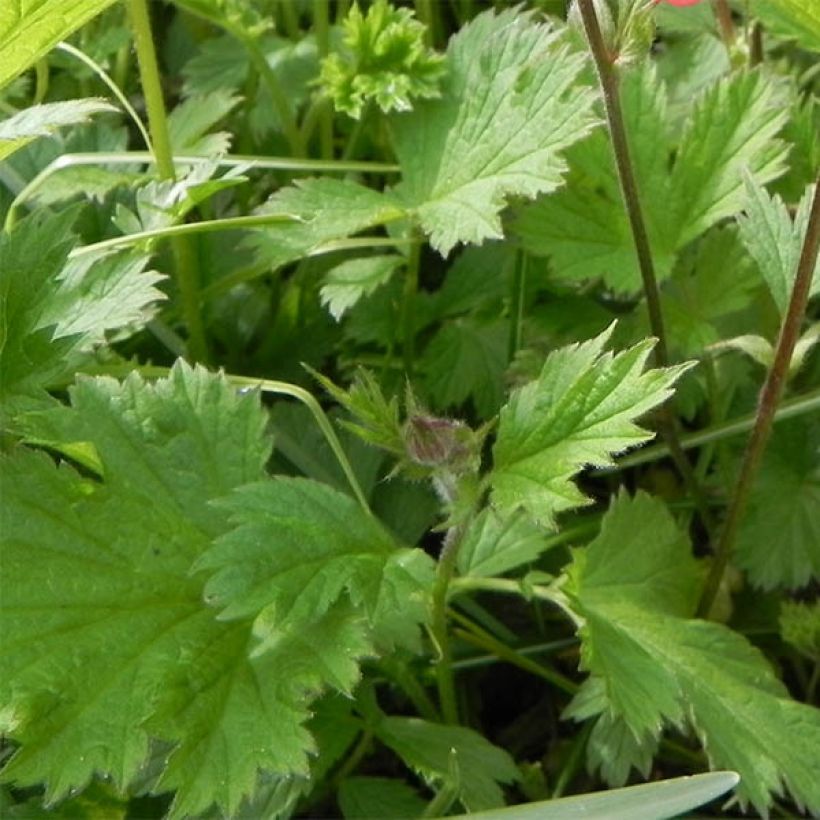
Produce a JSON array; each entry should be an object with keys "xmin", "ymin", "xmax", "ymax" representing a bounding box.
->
[
  {"xmin": 565, "ymin": 492, "xmax": 820, "ymax": 814},
  {"xmin": 0, "ymin": 210, "xmax": 164, "ymax": 405},
  {"xmin": 391, "ymin": 7, "xmax": 598, "ymax": 256},
  {"xmin": 197, "ymin": 477, "xmax": 435, "ymax": 655},
  {"xmin": 0, "ymin": 364, "xmax": 417, "ymax": 818},
  {"xmin": 0, "ymin": 98, "xmax": 117, "ymax": 161},
  {"xmin": 738, "ymin": 176, "xmax": 820, "ymax": 315},
  {"xmin": 735, "ymin": 419, "xmax": 820, "ymax": 590},
  {"xmin": 491, "ymin": 325, "xmax": 690, "ymax": 526},
  {"xmin": 375, "ymin": 717, "xmax": 520, "ymax": 812},
  {"xmin": 514, "ymin": 66, "xmax": 788, "ymax": 291},
  {"xmin": 0, "ymin": 0, "xmax": 116, "ymax": 90}
]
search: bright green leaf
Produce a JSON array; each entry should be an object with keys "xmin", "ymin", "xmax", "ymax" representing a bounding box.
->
[
  {"xmin": 392, "ymin": 7, "xmax": 598, "ymax": 256},
  {"xmin": 0, "ymin": 0, "xmax": 117, "ymax": 90},
  {"xmin": 167, "ymin": 90, "xmax": 242, "ymax": 155},
  {"xmin": 780, "ymin": 600, "xmax": 820, "ymax": 659},
  {"xmin": 0, "ymin": 98, "xmax": 117, "ymax": 161},
  {"xmin": 491, "ymin": 325, "xmax": 691, "ymax": 526}
]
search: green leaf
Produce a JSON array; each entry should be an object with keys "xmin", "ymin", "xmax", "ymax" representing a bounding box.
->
[
  {"xmin": 753, "ymin": 0, "xmax": 820, "ymax": 52},
  {"xmin": 448, "ymin": 772, "xmax": 739, "ymax": 820},
  {"xmin": 0, "ymin": 365, "xmax": 331, "ymax": 818},
  {"xmin": 457, "ymin": 508, "xmax": 555, "ymax": 579},
  {"xmin": 565, "ymin": 493, "xmax": 820, "ymax": 814},
  {"xmin": 338, "ymin": 776, "xmax": 426, "ymax": 820},
  {"xmin": 737, "ymin": 176, "xmax": 820, "ymax": 315},
  {"xmin": 491, "ymin": 325, "xmax": 691, "ymax": 526},
  {"xmin": 421, "ymin": 318, "xmax": 508, "ymax": 417},
  {"xmin": 735, "ymin": 419, "xmax": 820, "ymax": 590},
  {"xmin": 514, "ymin": 66, "xmax": 788, "ymax": 291},
  {"xmin": 667, "ymin": 70, "xmax": 788, "ymax": 246},
  {"xmin": 375, "ymin": 717, "xmax": 520, "ymax": 812},
  {"xmin": 0, "ymin": 210, "xmax": 164, "ymax": 405},
  {"xmin": 167, "ymin": 90, "xmax": 242, "ymax": 155},
  {"xmin": 196, "ymin": 477, "xmax": 435, "ymax": 654},
  {"xmin": 0, "ymin": 0, "xmax": 117, "ymax": 90},
  {"xmin": 320, "ymin": 254, "xmax": 404, "ymax": 320},
  {"xmin": 250, "ymin": 177, "xmax": 405, "ymax": 274},
  {"xmin": 392, "ymin": 7, "xmax": 598, "ymax": 256},
  {"xmin": 0, "ymin": 98, "xmax": 117, "ymax": 161},
  {"xmin": 780, "ymin": 600, "xmax": 820, "ymax": 659}
]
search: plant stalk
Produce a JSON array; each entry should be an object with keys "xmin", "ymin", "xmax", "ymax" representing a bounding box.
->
[
  {"xmin": 126, "ymin": 0, "xmax": 209, "ymax": 363},
  {"xmin": 313, "ymin": 0, "xmax": 334, "ymax": 159},
  {"xmin": 577, "ymin": 0, "xmax": 715, "ymax": 534},
  {"xmin": 698, "ymin": 178, "xmax": 820, "ymax": 617},
  {"xmin": 430, "ymin": 523, "xmax": 469, "ymax": 724}
]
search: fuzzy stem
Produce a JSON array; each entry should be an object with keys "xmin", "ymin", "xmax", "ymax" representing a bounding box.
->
[
  {"xmin": 577, "ymin": 0, "xmax": 715, "ymax": 534},
  {"xmin": 430, "ymin": 523, "xmax": 469, "ymax": 724},
  {"xmin": 713, "ymin": 0, "xmax": 736, "ymax": 50},
  {"xmin": 126, "ymin": 0, "xmax": 208, "ymax": 363},
  {"xmin": 698, "ymin": 179, "xmax": 820, "ymax": 617}
]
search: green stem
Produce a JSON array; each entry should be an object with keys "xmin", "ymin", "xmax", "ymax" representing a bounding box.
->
[
  {"xmin": 400, "ymin": 233, "xmax": 422, "ymax": 375},
  {"xmin": 226, "ymin": 374, "xmax": 373, "ymax": 516},
  {"xmin": 126, "ymin": 0, "xmax": 208, "ymax": 363},
  {"xmin": 313, "ymin": 0, "xmax": 334, "ymax": 160},
  {"xmin": 577, "ymin": 0, "xmax": 714, "ymax": 535},
  {"xmin": 279, "ymin": 0, "xmax": 301, "ymax": 40},
  {"xmin": 330, "ymin": 728, "xmax": 373, "ymax": 787},
  {"xmin": 551, "ymin": 722, "xmax": 592, "ymax": 798},
  {"xmin": 379, "ymin": 658, "xmax": 441, "ymax": 722},
  {"xmin": 342, "ymin": 104, "xmax": 370, "ymax": 162},
  {"xmin": 430, "ymin": 523, "xmax": 469, "ymax": 724},
  {"xmin": 422, "ymin": 781, "xmax": 459, "ymax": 819},
  {"xmin": 508, "ymin": 248, "xmax": 527, "ymax": 361},
  {"xmin": 698, "ymin": 178, "xmax": 820, "ymax": 617},
  {"xmin": 56, "ymin": 41, "xmax": 152, "ymax": 151},
  {"xmin": 33, "ymin": 58, "xmax": 48, "ymax": 104},
  {"xmin": 450, "ymin": 612, "xmax": 578, "ymax": 696}
]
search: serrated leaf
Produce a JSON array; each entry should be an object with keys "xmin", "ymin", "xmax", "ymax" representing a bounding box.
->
[
  {"xmin": 565, "ymin": 492, "xmax": 820, "ymax": 814},
  {"xmin": 167, "ymin": 90, "xmax": 242, "ymax": 155},
  {"xmin": 392, "ymin": 7, "xmax": 598, "ymax": 256},
  {"xmin": 514, "ymin": 66, "xmax": 788, "ymax": 291},
  {"xmin": 667, "ymin": 70, "xmax": 788, "ymax": 246},
  {"xmin": 249, "ymin": 177, "xmax": 405, "ymax": 274},
  {"xmin": 457, "ymin": 508, "xmax": 554, "ymax": 579},
  {"xmin": 735, "ymin": 420, "xmax": 820, "ymax": 590},
  {"xmin": 0, "ymin": 0, "xmax": 117, "ymax": 90},
  {"xmin": 753, "ymin": 0, "xmax": 820, "ymax": 52},
  {"xmin": 514, "ymin": 62, "xmax": 675, "ymax": 292},
  {"xmin": 0, "ymin": 364, "xmax": 335, "ymax": 818},
  {"xmin": 320, "ymin": 254, "xmax": 404, "ymax": 320},
  {"xmin": 375, "ymin": 717, "xmax": 520, "ymax": 812},
  {"xmin": 491, "ymin": 325, "xmax": 691, "ymax": 526},
  {"xmin": 738, "ymin": 176, "xmax": 820, "ymax": 315},
  {"xmin": 0, "ymin": 211, "xmax": 164, "ymax": 405},
  {"xmin": 197, "ymin": 477, "xmax": 435, "ymax": 654},
  {"xmin": 0, "ymin": 98, "xmax": 117, "ymax": 161},
  {"xmin": 421, "ymin": 318, "xmax": 507, "ymax": 417}
]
